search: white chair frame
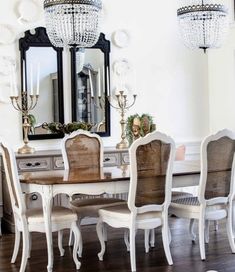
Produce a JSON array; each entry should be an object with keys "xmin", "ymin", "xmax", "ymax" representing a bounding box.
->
[
  {"xmin": 96, "ymin": 131, "xmax": 176, "ymax": 271},
  {"xmin": 169, "ymin": 129, "xmax": 235, "ymax": 260},
  {"xmin": 62, "ymin": 129, "xmax": 124, "ymax": 256},
  {"xmin": 1, "ymin": 142, "xmax": 81, "ymax": 272}
]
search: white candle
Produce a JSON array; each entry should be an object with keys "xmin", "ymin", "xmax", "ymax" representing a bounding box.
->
[
  {"xmin": 98, "ymin": 68, "xmax": 101, "ymax": 97},
  {"xmin": 22, "ymin": 60, "xmax": 26, "ymax": 92},
  {"xmin": 89, "ymin": 70, "xmax": 94, "ymax": 97},
  {"xmin": 106, "ymin": 66, "xmax": 110, "ymax": 96},
  {"xmin": 36, "ymin": 62, "xmax": 40, "ymax": 95},
  {"xmin": 30, "ymin": 64, "xmax": 33, "ymax": 95}
]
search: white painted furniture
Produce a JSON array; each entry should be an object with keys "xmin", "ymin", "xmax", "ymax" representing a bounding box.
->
[
  {"xmin": 96, "ymin": 131, "xmax": 176, "ymax": 271},
  {"xmin": 0, "ymin": 158, "xmax": 2, "ymax": 236},
  {"xmin": 0, "ymin": 142, "xmax": 81, "ymax": 272},
  {"xmin": 19, "ymin": 158, "xmax": 200, "ymax": 272},
  {"xmin": 2, "ymin": 147, "xmax": 129, "ymax": 232},
  {"xmin": 169, "ymin": 129, "xmax": 235, "ymax": 260},
  {"xmin": 61, "ymin": 130, "xmax": 124, "ymax": 254}
]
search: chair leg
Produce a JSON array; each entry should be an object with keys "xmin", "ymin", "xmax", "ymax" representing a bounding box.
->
[
  {"xmin": 129, "ymin": 225, "xmax": 136, "ymax": 272},
  {"xmin": 71, "ymin": 222, "xmax": 81, "ymax": 270},
  {"xmin": 58, "ymin": 230, "xmax": 65, "ymax": 257},
  {"xmin": 11, "ymin": 226, "xmax": 21, "ymax": 263},
  {"xmin": 205, "ymin": 220, "xmax": 209, "ymax": 244},
  {"xmin": 76, "ymin": 219, "xmax": 83, "ymax": 258},
  {"xmin": 150, "ymin": 229, "xmax": 155, "ymax": 247},
  {"xmin": 189, "ymin": 219, "xmax": 196, "ymax": 241},
  {"xmin": 226, "ymin": 204, "xmax": 235, "ymax": 253},
  {"xmin": 97, "ymin": 219, "xmax": 106, "ymax": 261},
  {"xmin": 144, "ymin": 229, "xmax": 150, "ymax": 253},
  {"xmin": 198, "ymin": 214, "xmax": 206, "ymax": 260},
  {"xmin": 124, "ymin": 229, "xmax": 130, "ymax": 252},
  {"xmin": 162, "ymin": 224, "xmax": 173, "ymax": 265},
  {"xmin": 68, "ymin": 229, "xmax": 74, "ymax": 246},
  {"xmin": 103, "ymin": 223, "xmax": 108, "ymax": 242},
  {"xmin": 28, "ymin": 232, "xmax": 32, "ymax": 259},
  {"xmin": 19, "ymin": 226, "xmax": 29, "ymax": 272}
]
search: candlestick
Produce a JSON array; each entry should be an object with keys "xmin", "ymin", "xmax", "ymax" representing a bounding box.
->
[
  {"xmin": 107, "ymin": 90, "xmax": 137, "ymax": 149},
  {"xmin": 10, "ymin": 64, "xmax": 40, "ymax": 154}
]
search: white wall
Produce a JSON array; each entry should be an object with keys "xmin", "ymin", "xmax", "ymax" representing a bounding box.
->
[{"xmin": 0, "ymin": 0, "xmax": 209, "ymax": 151}]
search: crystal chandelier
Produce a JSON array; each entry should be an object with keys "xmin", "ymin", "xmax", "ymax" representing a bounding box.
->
[
  {"xmin": 44, "ymin": 0, "xmax": 102, "ymax": 48},
  {"xmin": 177, "ymin": 0, "xmax": 229, "ymax": 52}
]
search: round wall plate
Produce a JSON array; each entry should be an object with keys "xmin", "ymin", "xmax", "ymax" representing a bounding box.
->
[
  {"xmin": 17, "ymin": 0, "xmax": 42, "ymax": 24},
  {"xmin": 113, "ymin": 59, "xmax": 131, "ymax": 76},
  {"xmin": 112, "ymin": 29, "xmax": 130, "ymax": 48},
  {"xmin": 0, "ymin": 25, "xmax": 16, "ymax": 45}
]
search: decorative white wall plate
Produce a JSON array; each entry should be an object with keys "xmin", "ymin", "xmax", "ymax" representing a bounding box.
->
[
  {"xmin": 113, "ymin": 59, "xmax": 131, "ymax": 76},
  {"xmin": 0, "ymin": 25, "xmax": 16, "ymax": 45},
  {"xmin": 17, "ymin": 0, "xmax": 42, "ymax": 24},
  {"xmin": 112, "ymin": 29, "xmax": 130, "ymax": 48}
]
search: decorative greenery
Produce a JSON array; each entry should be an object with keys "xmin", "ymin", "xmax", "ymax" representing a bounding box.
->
[
  {"xmin": 42, "ymin": 121, "xmax": 93, "ymax": 134},
  {"xmin": 126, "ymin": 113, "xmax": 156, "ymax": 145}
]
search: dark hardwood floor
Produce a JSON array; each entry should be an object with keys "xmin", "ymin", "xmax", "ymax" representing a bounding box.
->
[{"xmin": 0, "ymin": 218, "xmax": 234, "ymax": 272}]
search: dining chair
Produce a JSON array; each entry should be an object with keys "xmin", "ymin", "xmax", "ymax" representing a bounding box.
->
[
  {"xmin": 169, "ymin": 129, "xmax": 235, "ymax": 260},
  {"xmin": 96, "ymin": 131, "xmax": 176, "ymax": 271},
  {"xmin": 146, "ymin": 144, "xmax": 192, "ymax": 252},
  {"xmin": 0, "ymin": 141, "xmax": 81, "ymax": 272},
  {"xmin": 61, "ymin": 129, "xmax": 124, "ymax": 256}
]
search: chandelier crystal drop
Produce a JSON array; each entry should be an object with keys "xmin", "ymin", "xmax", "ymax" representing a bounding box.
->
[
  {"xmin": 44, "ymin": 0, "xmax": 102, "ymax": 48},
  {"xmin": 177, "ymin": 0, "xmax": 229, "ymax": 52}
]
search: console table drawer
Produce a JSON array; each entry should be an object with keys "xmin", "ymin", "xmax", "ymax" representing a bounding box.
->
[
  {"xmin": 17, "ymin": 157, "xmax": 51, "ymax": 172},
  {"xmin": 53, "ymin": 156, "xmax": 64, "ymax": 169},
  {"xmin": 103, "ymin": 153, "xmax": 120, "ymax": 166}
]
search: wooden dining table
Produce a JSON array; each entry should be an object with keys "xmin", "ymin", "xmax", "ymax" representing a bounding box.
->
[{"xmin": 20, "ymin": 160, "xmax": 200, "ymax": 272}]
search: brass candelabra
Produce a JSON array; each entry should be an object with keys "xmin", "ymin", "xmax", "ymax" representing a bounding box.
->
[
  {"xmin": 108, "ymin": 90, "xmax": 137, "ymax": 149},
  {"xmin": 10, "ymin": 92, "xmax": 39, "ymax": 154}
]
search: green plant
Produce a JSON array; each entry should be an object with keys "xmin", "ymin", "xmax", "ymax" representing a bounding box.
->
[
  {"xmin": 42, "ymin": 121, "xmax": 93, "ymax": 134},
  {"xmin": 126, "ymin": 113, "xmax": 156, "ymax": 145}
]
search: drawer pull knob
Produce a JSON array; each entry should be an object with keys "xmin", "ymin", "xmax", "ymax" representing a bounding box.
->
[
  {"xmin": 104, "ymin": 158, "xmax": 111, "ymax": 162},
  {"xmin": 26, "ymin": 162, "xmax": 41, "ymax": 167},
  {"xmin": 31, "ymin": 194, "xmax": 38, "ymax": 201}
]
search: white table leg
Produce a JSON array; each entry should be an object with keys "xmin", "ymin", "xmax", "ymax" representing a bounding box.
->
[{"xmin": 42, "ymin": 185, "xmax": 54, "ymax": 272}]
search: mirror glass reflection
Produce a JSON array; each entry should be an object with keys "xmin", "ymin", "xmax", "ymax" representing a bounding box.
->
[
  {"xmin": 26, "ymin": 47, "xmax": 59, "ymax": 135},
  {"xmin": 71, "ymin": 33, "xmax": 111, "ymax": 136},
  {"xmin": 74, "ymin": 48, "xmax": 105, "ymax": 132}
]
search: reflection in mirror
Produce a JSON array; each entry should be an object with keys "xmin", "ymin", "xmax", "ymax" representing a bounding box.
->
[
  {"xmin": 26, "ymin": 47, "xmax": 59, "ymax": 134},
  {"xmin": 71, "ymin": 33, "xmax": 110, "ymax": 136},
  {"xmin": 19, "ymin": 27, "xmax": 64, "ymax": 140}
]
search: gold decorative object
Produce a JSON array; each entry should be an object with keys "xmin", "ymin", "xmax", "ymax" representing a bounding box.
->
[
  {"xmin": 108, "ymin": 90, "xmax": 137, "ymax": 149},
  {"xmin": 10, "ymin": 92, "xmax": 39, "ymax": 154}
]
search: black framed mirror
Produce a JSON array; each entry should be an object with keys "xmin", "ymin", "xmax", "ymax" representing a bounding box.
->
[
  {"xmin": 19, "ymin": 27, "xmax": 64, "ymax": 140},
  {"xmin": 70, "ymin": 33, "xmax": 111, "ymax": 136}
]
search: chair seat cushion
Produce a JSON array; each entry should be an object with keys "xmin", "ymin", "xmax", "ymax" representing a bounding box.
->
[
  {"xmin": 26, "ymin": 206, "xmax": 77, "ymax": 224},
  {"xmin": 170, "ymin": 197, "xmax": 226, "ymax": 214},
  {"xmin": 70, "ymin": 197, "xmax": 125, "ymax": 218},
  {"xmin": 171, "ymin": 191, "xmax": 193, "ymax": 201},
  {"xmin": 99, "ymin": 203, "xmax": 162, "ymax": 223}
]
